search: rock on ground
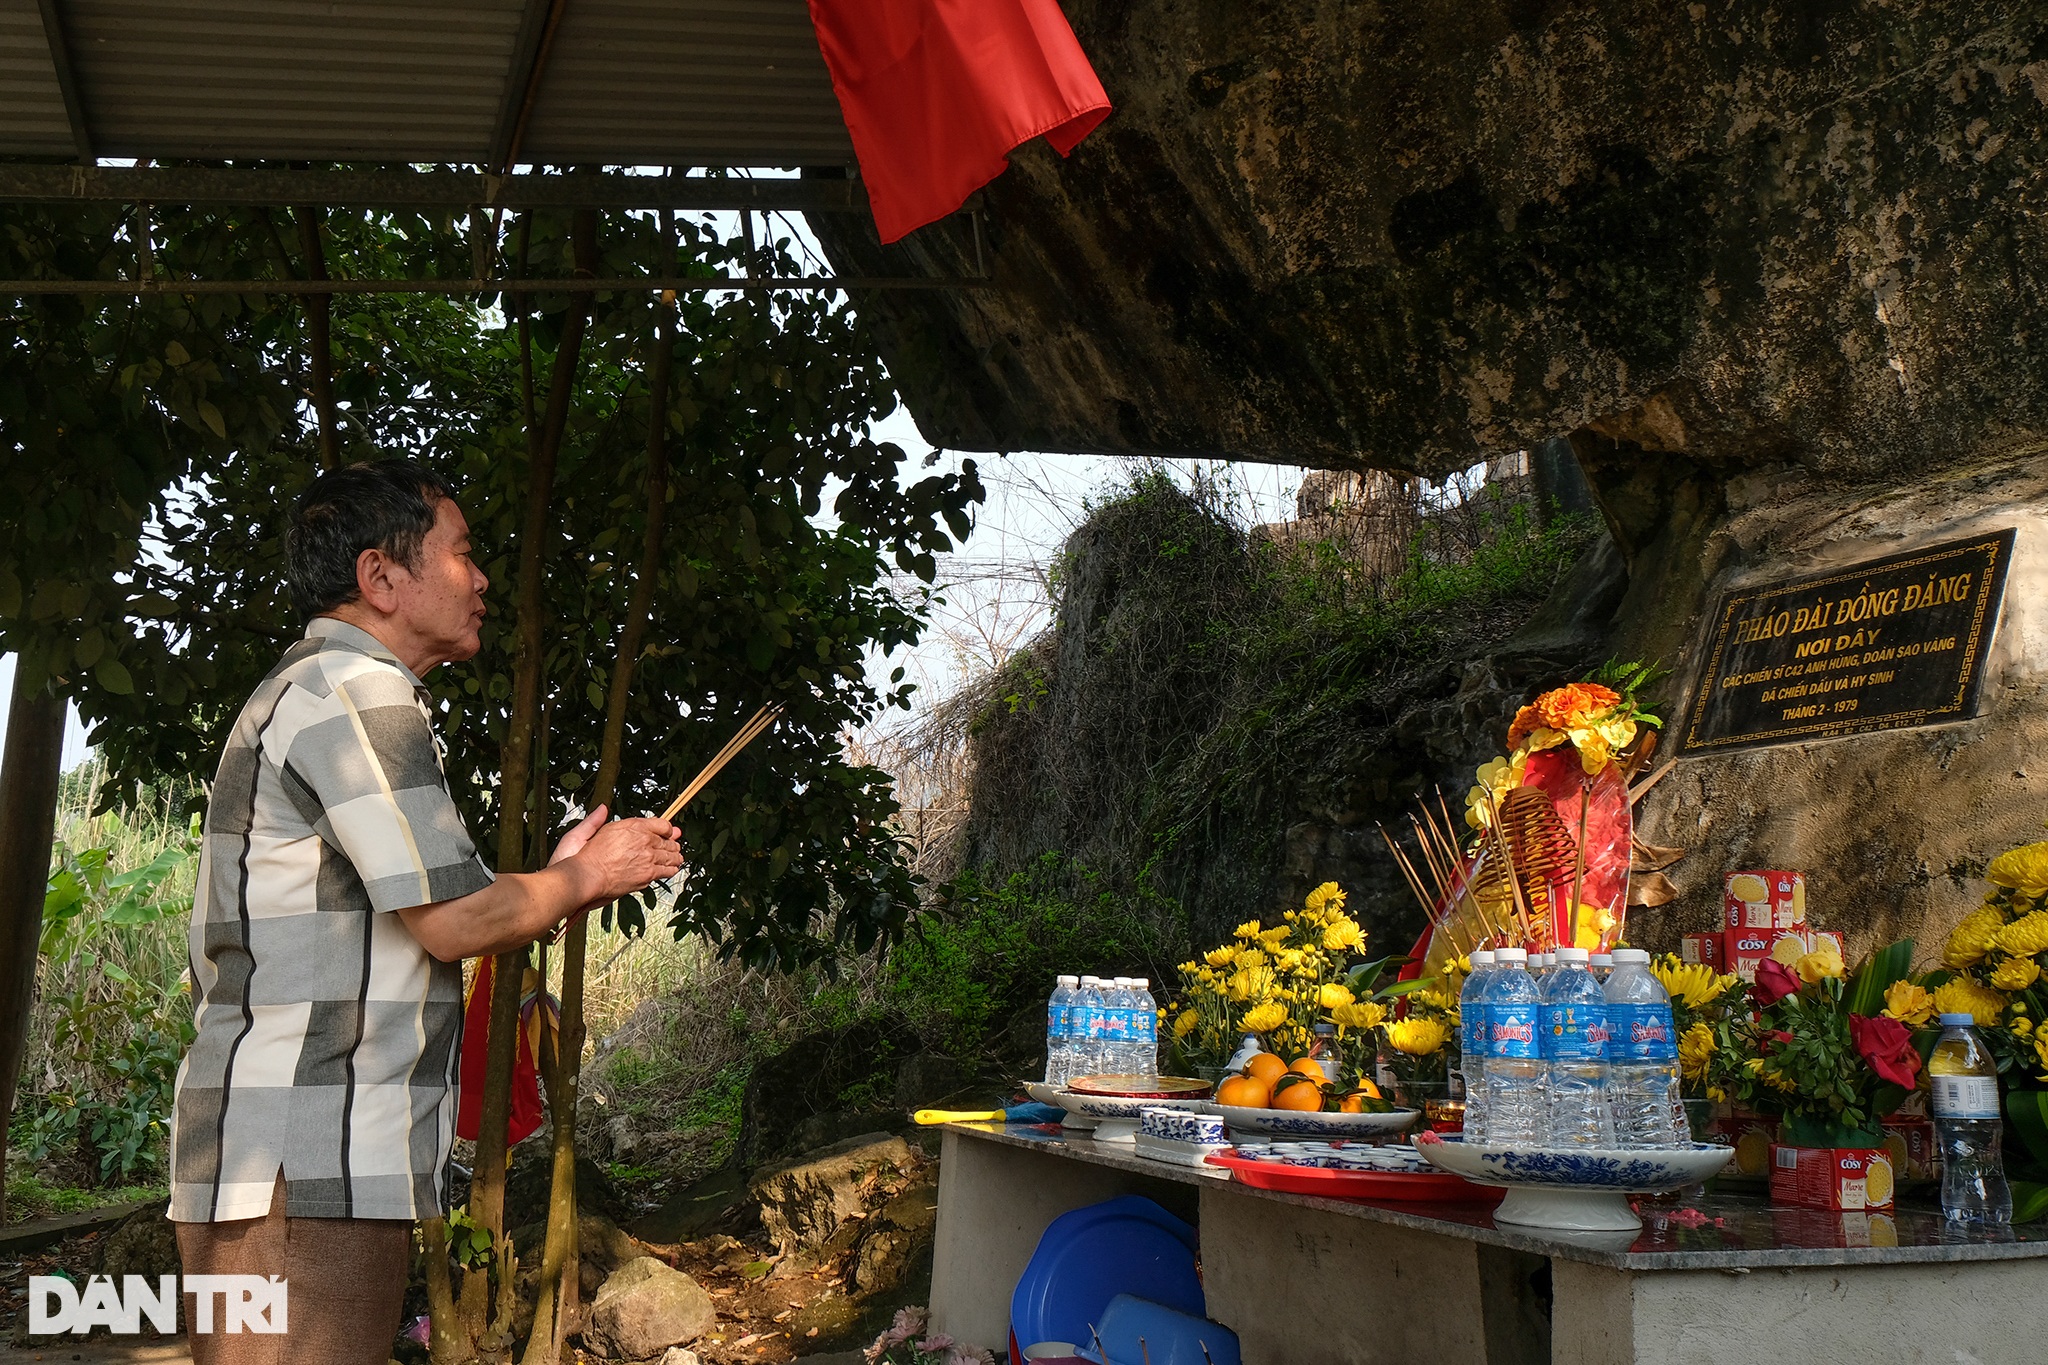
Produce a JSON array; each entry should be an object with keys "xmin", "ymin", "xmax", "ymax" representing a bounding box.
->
[
  {"xmin": 585, "ymin": 1256, "xmax": 716, "ymax": 1360},
  {"xmin": 747, "ymin": 1133, "xmax": 916, "ymax": 1258},
  {"xmin": 849, "ymin": 1172, "xmax": 939, "ymax": 1298}
]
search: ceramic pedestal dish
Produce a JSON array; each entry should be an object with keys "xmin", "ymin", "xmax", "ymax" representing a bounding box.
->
[
  {"xmin": 1414, "ymin": 1134, "xmax": 1735, "ymax": 1231},
  {"xmin": 1051, "ymin": 1091, "xmax": 1209, "ymax": 1143}
]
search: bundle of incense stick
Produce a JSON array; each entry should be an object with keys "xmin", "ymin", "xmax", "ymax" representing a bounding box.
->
[
  {"xmin": 549, "ymin": 702, "xmax": 783, "ymax": 944},
  {"xmin": 659, "ymin": 701, "xmax": 783, "ymax": 821}
]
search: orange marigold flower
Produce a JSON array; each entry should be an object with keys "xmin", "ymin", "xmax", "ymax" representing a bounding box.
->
[
  {"xmin": 1505, "ymin": 704, "xmax": 1544, "ymax": 752},
  {"xmin": 1534, "ymin": 682, "xmax": 1621, "ymax": 730}
]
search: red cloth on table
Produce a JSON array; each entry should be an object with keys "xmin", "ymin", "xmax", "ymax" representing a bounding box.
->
[
  {"xmin": 455, "ymin": 955, "xmax": 546, "ymax": 1147},
  {"xmin": 807, "ymin": 0, "xmax": 1112, "ymax": 243}
]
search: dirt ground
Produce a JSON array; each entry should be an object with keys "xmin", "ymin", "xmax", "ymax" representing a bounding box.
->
[{"xmin": 2, "ymin": 1216, "xmax": 899, "ymax": 1364}]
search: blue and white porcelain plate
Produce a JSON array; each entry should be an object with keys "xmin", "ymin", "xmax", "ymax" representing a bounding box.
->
[
  {"xmin": 1209, "ymin": 1103, "xmax": 1422, "ymax": 1139},
  {"xmin": 1416, "ymin": 1138, "xmax": 1733, "ymax": 1192}
]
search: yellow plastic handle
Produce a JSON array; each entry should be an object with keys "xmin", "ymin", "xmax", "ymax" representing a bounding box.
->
[{"xmin": 913, "ymin": 1108, "xmax": 1004, "ymax": 1125}]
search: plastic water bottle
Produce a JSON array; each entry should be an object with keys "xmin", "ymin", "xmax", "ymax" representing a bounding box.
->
[
  {"xmin": 1045, "ymin": 975, "xmax": 1080, "ymax": 1084},
  {"xmin": 1459, "ymin": 950, "xmax": 1496, "ymax": 1142},
  {"xmin": 1604, "ymin": 948, "xmax": 1684, "ymax": 1147},
  {"xmin": 1131, "ymin": 977, "xmax": 1160, "ymax": 1077},
  {"xmin": 1541, "ymin": 947, "xmax": 1613, "ymax": 1148},
  {"xmin": 1931, "ymin": 1012, "xmax": 2012, "ymax": 1223},
  {"xmin": 1105, "ymin": 982, "xmax": 1138, "ymax": 1080},
  {"xmin": 1074, "ymin": 976, "xmax": 1107, "ymax": 1078},
  {"xmin": 1589, "ymin": 952, "xmax": 1614, "ymax": 983},
  {"xmin": 1484, "ymin": 948, "xmax": 1547, "ymax": 1145}
]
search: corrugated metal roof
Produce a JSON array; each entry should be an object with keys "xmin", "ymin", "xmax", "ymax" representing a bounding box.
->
[
  {"xmin": 0, "ymin": 0, "xmax": 854, "ymax": 168},
  {"xmin": 522, "ymin": 0, "xmax": 852, "ymax": 165},
  {"xmin": 0, "ymin": 0, "xmax": 74, "ymax": 155}
]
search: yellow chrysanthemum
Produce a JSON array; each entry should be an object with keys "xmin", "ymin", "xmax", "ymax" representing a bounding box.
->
[
  {"xmin": 1259, "ymin": 926, "xmax": 1292, "ymax": 950},
  {"xmin": 1944, "ymin": 905, "xmax": 2007, "ymax": 970},
  {"xmin": 1677, "ymin": 1021, "xmax": 1715, "ymax": 1083},
  {"xmin": 2035, "ymin": 1031, "xmax": 2048, "ymax": 1084},
  {"xmin": 1988, "ymin": 842, "xmax": 2048, "ymax": 897},
  {"xmin": 1932, "ymin": 977, "xmax": 2008, "ymax": 1026},
  {"xmin": 1330, "ymin": 1001, "xmax": 1386, "ymax": 1031},
  {"xmin": 1241, "ymin": 1001, "xmax": 1288, "ymax": 1034},
  {"xmin": 1322, "ymin": 918, "xmax": 1366, "ymax": 953},
  {"xmin": 1204, "ymin": 945, "xmax": 1238, "ymax": 969},
  {"xmin": 1234, "ymin": 918, "xmax": 1264, "ymax": 942},
  {"xmin": 1173, "ymin": 1009, "xmax": 1199, "ymax": 1039},
  {"xmin": 1991, "ymin": 956, "xmax": 2043, "ymax": 992},
  {"xmin": 1317, "ymin": 982, "xmax": 1355, "ymax": 1011},
  {"xmin": 1412, "ymin": 989, "xmax": 1457, "ymax": 1014},
  {"xmin": 1795, "ymin": 942, "xmax": 1845, "ymax": 984},
  {"xmin": 1996, "ymin": 911, "xmax": 2048, "ymax": 959},
  {"xmin": 1882, "ymin": 980, "xmax": 1935, "ymax": 1027},
  {"xmin": 1304, "ymin": 881, "xmax": 1346, "ymax": 915},
  {"xmin": 1652, "ymin": 956, "xmax": 1737, "ymax": 1011},
  {"xmin": 1384, "ymin": 1017, "xmax": 1449, "ymax": 1056}
]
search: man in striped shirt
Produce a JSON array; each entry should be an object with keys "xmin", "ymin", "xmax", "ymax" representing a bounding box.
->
[{"xmin": 168, "ymin": 461, "xmax": 681, "ymax": 1365}]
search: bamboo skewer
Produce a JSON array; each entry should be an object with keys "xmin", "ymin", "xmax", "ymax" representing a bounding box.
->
[{"xmin": 1566, "ymin": 792, "xmax": 1590, "ymax": 952}]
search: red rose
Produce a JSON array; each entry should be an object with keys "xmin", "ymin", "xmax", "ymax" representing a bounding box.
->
[
  {"xmin": 1849, "ymin": 1013, "xmax": 1921, "ymax": 1090},
  {"xmin": 1753, "ymin": 958, "xmax": 1801, "ymax": 1008}
]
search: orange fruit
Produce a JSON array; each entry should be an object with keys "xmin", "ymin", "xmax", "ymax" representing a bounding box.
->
[
  {"xmin": 1243, "ymin": 1053, "xmax": 1287, "ymax": 1085},
  {"xmin": 1271, "ymin": 1075, "xmax": 1326, "ymax": 1111},
  {"xmin": 1216, "ymin": 1074, "xmax": 1272, "ymax": 1109},
  {"xmin": 1288, "ymin": 1058, "xmax": 1327, "ymax": 1080},
  {"xmin": 1351, "ymin": 1077, "xmax": 1382, "ymax": 1099},
  {"xmin": 1338, "ymin": 1093, "xmax": 1368, "ymax": 1113}
]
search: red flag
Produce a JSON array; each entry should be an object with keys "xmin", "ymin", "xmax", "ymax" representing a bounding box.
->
[
  {"xmin": 808, "ymin": 0, "xmax": 1111, "ymax": 243},
  {"xmin": 455, "ymin": 956, "xmax": 546, "ymax": 1148}
]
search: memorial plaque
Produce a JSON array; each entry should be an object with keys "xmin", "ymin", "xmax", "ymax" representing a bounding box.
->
[{"xmin": 1683, "ymin": 529, "xmax": 2014, "ymax": 754}]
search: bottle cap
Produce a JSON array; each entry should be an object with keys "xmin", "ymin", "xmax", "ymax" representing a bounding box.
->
[
  {"xmin": 1590, "ymin": 953, "xmax": 1613, "ymax": 966},
  {"xmin": 1495, "ymin": 947, "xmax": 1528, "ymax": 963},
  {"xmin": 1556, "ymin": 946, "xmax": 1590, "ymax": 963},
  {"xmin": 1939, "ymin": 1012, "xmax": 1976, "ymax": 1027},
  {"xmin": 1314, "ymin": 1021, "xmax": 1336, "ymax": 1036},
  {"xmin": 1134, "ymin": 978, "xmax": 1149, "ymax": 989},
  {"xmin": 1470, "ymin": 949, "xmax": 1496, "ymax": 966},
  {"xmin": 1058, "ymin": 974, "xmax": 1079, "ymax": 986},
  {"xmin": 1081, "ymin": 975, "xmax": 1100, "ymax": 985},
  {"xmin": 1612, "ymin": 948, "xmax": 1651, "ymax": 964}
]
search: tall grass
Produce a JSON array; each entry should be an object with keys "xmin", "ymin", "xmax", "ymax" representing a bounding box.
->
[{"xmin": 8, "ymin": 760, "xmax": 197, "ymax": 1203}]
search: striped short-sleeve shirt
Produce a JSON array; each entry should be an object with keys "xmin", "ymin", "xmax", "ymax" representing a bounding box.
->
[{"xmin": 168, "ymin": 617, "xmax": 493, "ymax": 1223}]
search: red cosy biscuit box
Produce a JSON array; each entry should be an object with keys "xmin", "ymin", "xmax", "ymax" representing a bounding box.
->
[
  {"xmin": 1770, "ymin": 1144, "xmax": 1896, "ymax": 1212},
  {"xmin": 1726, "ymin": 929, "xmax": 1813, "ymax": 983},
  {"xmin": 1725, "ymin": 870, "xmax": 1807, "ymax": 936},
  {"xmin": 1680, "ymin": 932, "xmax": 1723, "ymax": 968}
]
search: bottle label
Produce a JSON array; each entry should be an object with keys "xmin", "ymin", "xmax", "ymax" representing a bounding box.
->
[
  {"xmin": 1103, "ymin": 1007, "xmax": 1128, "ymax": 1040},
  {"xmin": 1462, "ymin": 1004, "xmax": 1487, "ymax": 1063},
  {"xmin": 1135, "ymin": 1010, "xmax": 1157, "ymax": 1045},
  {"xmin": 1540, "ymin": 1001, "xmax": 1609, "ymax": 1060},
  {"xmin": 1080, "ymin": 1006, "xmax": 1104, "ymax": 1039},
  {"xmin": 1608, "ymin": 1003, "xmax": 1677, "ymax": 1061},
  {"xmin": 1933, "ymin": 1074, "xmax": 2001, "ymax": 1119},
  {"xmin": 1487, "ymin": 1005, "xmax": 1540, "ymax": 1060},
  {"xmin": 1049, "ymin": 1003, "xmax": 1063, "ymax": 1035}
]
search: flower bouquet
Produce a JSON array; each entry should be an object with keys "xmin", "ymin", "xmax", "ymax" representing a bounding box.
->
[
  {"xmin": 1383, "ymin": 661, "xmax": 1663, "ymax": 981},
  {"xmin": 864, "ymin": 1307, "xmax": 995, "ymax": 1365},
  {"xmin": 1716, "ymin": 937, "xmax": 1927, "ymax": 1149}
]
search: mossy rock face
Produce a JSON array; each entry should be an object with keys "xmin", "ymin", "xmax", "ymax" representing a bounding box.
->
[{"xmin": 816, "ymin": 0, "xmax": 2048, "ymax": 484}]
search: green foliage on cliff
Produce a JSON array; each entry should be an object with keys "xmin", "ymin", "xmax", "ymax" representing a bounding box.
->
[{"xmin": 959, "ymin": 466, "xmax": 1602, "ymax": 943}]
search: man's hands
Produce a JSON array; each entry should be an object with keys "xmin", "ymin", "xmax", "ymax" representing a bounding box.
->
[
  {"xmin": 550, "ymin": 804, "xmax": 683, "ymax": 910},
  {"xmin": 398, "ymin": 805, "xmax": 685, "ymax": 962}
]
